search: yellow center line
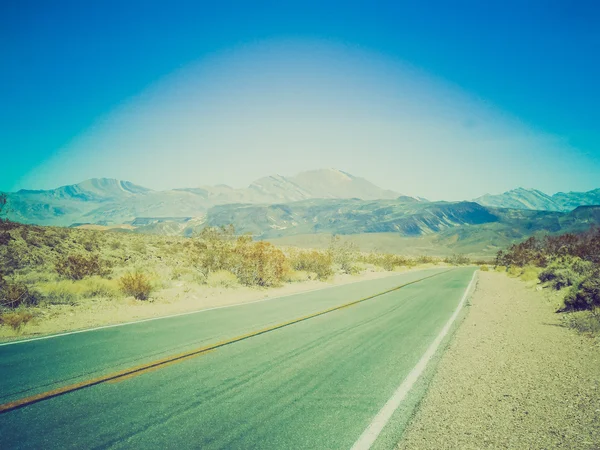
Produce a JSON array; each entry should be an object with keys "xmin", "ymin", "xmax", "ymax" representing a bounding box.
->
[{"xmin": 0, "ymin": 269, "xmax": 452, "ymax": 415}]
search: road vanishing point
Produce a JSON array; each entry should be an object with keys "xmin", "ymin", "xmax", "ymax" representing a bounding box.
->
[{"xmin": 0, "ymin": 267, "xmax": 477, "ymax": 449}]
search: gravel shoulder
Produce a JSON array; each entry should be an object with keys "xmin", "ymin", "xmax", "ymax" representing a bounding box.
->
[{"xmin": 398, "ymin": 270, "xmax": 600, "ymax": 449}]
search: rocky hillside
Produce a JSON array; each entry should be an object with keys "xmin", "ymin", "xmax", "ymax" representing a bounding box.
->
[{"xmin": 474, "ymin": 187, "xmax": 600, "ymax": 212}]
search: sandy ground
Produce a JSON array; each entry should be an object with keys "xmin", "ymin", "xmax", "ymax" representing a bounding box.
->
[
  {"xmin": 398, "ymin": 271, "xmax": 600, "ymax": 450},
  {"xmin": 0, "ymin": 266, "xmax": 435, "ymax": 342}
]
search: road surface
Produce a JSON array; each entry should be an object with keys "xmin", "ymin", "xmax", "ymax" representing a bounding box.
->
[{"xmin": 0, "ymin": 267, "xmax": 476, "ymax": 449}]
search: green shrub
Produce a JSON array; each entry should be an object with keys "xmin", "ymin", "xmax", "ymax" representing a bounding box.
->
[
  {"xmin": 507, "ymin": 266, "xmax": 522, "ymax": 277},
  {"xmin": 564, "ymin": 308, "xmax": 600, "ymax": 334},
  {"xmin": 37, "ymin": 280, "xmax": 84, "ymax": 305},
  {"xmin": 119, "ymin": 272, "xmax": 153, "ymax": 300},
  {"xmin": 479, "ymin": 265, "xmax": 489, "ymax": 271},
  {"xmin": 538, "ymin": 257, "xmax": 592, "ymax": 290},
  {"xmin": 80, "ymin": 276, "xmax": 120, "ymax": 298},
  {"xmin": 563, "ymin": 270, "xmax": 600, "ymax": 311},
  {"xmin": 55, "ymin": 253, "xmax": 108, "ymax": 280},
  {"xmin": 520, "ymin": 266, "xmax": 540, "ymax": 282}
]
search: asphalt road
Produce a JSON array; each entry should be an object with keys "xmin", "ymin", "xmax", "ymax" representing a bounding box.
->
[{"xmin": 0, "ymin": 267, "xmax": 476, "ymax": 449}]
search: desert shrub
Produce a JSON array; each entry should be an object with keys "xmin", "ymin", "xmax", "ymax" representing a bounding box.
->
[
  {"xmin": 193, "ymin": 225, "xmax": 238, "ymax": 275},
  {"xmin": 55, "ymin": 253, "xmax": 109, "ymax": 280},
  {"xmin": 0, "ymin": 310, "xmax": 35, "ymax": 332},
  {"xmin": 538, "ymin": 257, "xmax": 592, "ymax": 290},
  {"xmin": 232, "ymin": 239, "xmax": 288, "ymax": 287},
  {"xmin": 361, "ymin": 252, "xmax": 410, "ymax": 271},
  {"xmin": 81, "ymin": 236, "xmax": 99, "ymax": 252},
  {"xmin": 193, "ymin": 228, "xmax": 289, "ymax": 287},
  {"xmin": 288, "ymin": 249, "xmax": 333, "ymax": 280},
  {"xmin": 170, "ymin": 266, "xmax": 206, "ymax": 284},
  {"xmin": 495, "ymin": 265, "xmax": 507, "ymax": 272},
  {"xmin": 444, "ymin": 254, "xmax": 470, "ymax": 265},
  {"xmin": 563, "ymin": 270, "xmax": 600, "ymax": 311},
  {"xmin": 130, "ymin": 240, "xmax": 147, "ymax": 254},
  {"xmin": 507, "ymin": 266, "xmax": 522, "ymax": 277},
  {"xmin": 37, "ymin": 280, "xmax": 84, "ymax": 305},
  {"xmin": 479, "ymin": 265, "xmax": 489, "ymax": 271},
  {"xmin": 415, "ymin": 255, "xmax": 437, "ymax": 264},
  {"xmin": 0, "ymin": 278, "xmax": 39, "ymax": 308},
  {"xmin": 284, "ymin": 270, "xmax": 311, "ymax": 283},
  {"xmin": 495, "ymin": 236, "xmax": 548, "ymax": 268},
  {"xmin": 328, "ymin": 236, "xmax": 359, "ymax": 274},
  {"xmin": 119, "ymin": 272, "xmax": 153, "ymax": 300},
  {"xmin": 80, "ymin": 276, "xmax": 120, "ymax": 298},
  {"xmin": 207, "ymin": 270, "xmax": 239, "ymax": 288},
  {"xmin": 497, "ymin": 228, "xmax": 600, "ymax": 269},
  {"xmin": 564, "ymin": 308, "xmax": 600, "ymax": 334}
]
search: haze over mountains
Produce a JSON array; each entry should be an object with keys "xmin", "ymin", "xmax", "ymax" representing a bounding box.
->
[{"xmin": 3, "ymin": 168, "xmax": 600, "ymax": 256}]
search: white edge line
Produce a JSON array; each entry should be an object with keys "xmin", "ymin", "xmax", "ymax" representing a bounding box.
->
[
  {"xmin": 350, "ymin": 269, "xmax": 478, "ymax": 450},
  {"xmin": 0, "ymin": 268, "xmax": 441, "ymax": 347}
]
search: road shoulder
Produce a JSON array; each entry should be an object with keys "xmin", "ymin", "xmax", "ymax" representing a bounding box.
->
[{"xmin": 397, "ymin": 271, "xmax": 600, "ymax": 449}]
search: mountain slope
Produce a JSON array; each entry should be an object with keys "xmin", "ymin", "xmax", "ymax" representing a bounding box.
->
[
  {"xmin": 203, "ymin": 199, "xmax": 499, "ymax": 238},
  {"xmin": 4, "ymin": 170, "xmax": 408, "ymax": 226},
  {"xmin": 288, "ymin": 169, "xmax": 399, "ymax": 200},
  {"xmin": 474, "ymin": 188, "xmax": 558, "ymax": 211},
  {"xmin": 475, "ymin": 187, "xmax": 600, "ymax": 212}
]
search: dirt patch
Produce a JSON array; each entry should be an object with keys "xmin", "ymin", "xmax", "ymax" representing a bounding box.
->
[{"xmin": 398, "ymin": 271, "xmax": 600, "ymax": 450}]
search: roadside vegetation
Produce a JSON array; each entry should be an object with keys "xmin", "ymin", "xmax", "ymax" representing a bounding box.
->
[
  {"xmin": 495, "ymin": 227, "xmax": 600, "ymax": 334},
  {"xmin": 0, "ymin": 218, "xmax": 473, "ymax": 334}
]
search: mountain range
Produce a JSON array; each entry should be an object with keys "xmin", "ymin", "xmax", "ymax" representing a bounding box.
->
[
  {"xmin": 3, "ymin": 169, "xmax": 599, "ymax": 257},
  {"xmin": 4, "ymin": 169, "xmax": 404, "ymax": 226}
]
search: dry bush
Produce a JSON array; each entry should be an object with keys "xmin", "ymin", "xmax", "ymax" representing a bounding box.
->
[
  {"xmin": 360, "ymin": 252, "xmax": 411, "ymax": 271},
  {"xmin": 0, "ymin": 279, "xmax": 39, "ymax": 308},
  {"xmin": 479, "ymin": 265, "xmax": 489, "ymax": 271},
  {"xmin": 233, "ymin": 239, "xmax": 288, "ymax": 287},
  {"xmin": 55, "ymin": 253, "xmax": 109, "ymax": 280},
  {"xmin": 119, "ymin": 272, "xmax": 153, "ymax": 300},
  {"xmin": 207, "ymin": 270, "xmax": 239, "ymax": 288},
  {"xmin": 283, "ymin": 270, "xmax": 312, "ymax": 283},
  {"xmin": 288, "ymin": 249, "xmax": 333, "ymax": 280},
  {"xmin": 444, "ymin": 254, "xmax": 471, "ymax": 265},
  {"xmin": 328, "ymin": 236, "xmax": 359, "ymax": 274},
  {"xmin": 415, "ymin": 255, "xmax": 438, "ymax": 264},
  {"xmin": 193, "ymin": 227, "xmax": 290, "ymax": 287},
  {"xmin": 0, "ymin": 310, "xmax": 35, "ymax": 332}
]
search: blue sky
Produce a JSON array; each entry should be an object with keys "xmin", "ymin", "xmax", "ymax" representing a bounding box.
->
[{"xmin": 1, "ymin": 0, "xmax": 599, "ymax": 199}]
